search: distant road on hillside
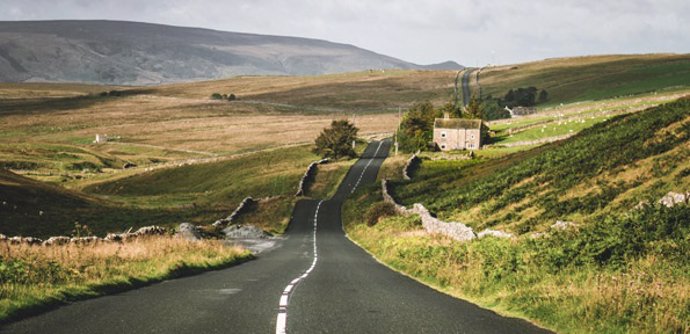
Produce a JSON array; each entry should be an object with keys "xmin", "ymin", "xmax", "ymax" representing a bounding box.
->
[{"xmin": 461, "ymin": 68, "xmax": 475, "ymax": 106}]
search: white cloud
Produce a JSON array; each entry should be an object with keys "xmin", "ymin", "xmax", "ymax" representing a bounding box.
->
[{"xmin": 0, "ymin": 0, "xmax": 688, "ymax": 65}]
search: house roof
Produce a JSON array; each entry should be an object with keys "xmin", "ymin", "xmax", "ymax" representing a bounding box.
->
[{"xmin": 434, "ymin": 118, "xmax": 482, "ymax": 129}]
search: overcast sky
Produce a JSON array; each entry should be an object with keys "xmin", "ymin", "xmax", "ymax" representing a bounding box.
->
[{"xmin": 1, "ymin": 0, "xmax": 689, "ymax": 66}]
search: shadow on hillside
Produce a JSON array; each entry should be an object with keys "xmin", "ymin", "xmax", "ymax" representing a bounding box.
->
[{"xmin": 0, "ymin": 89, "xmax": 155, "ymax": 116}]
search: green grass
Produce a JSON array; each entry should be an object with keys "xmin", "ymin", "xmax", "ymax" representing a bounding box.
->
[
  {"xmin": 481, "ymin": 54, "xmax": 690, "ymax": 105},
  {"xmin": 393, "ymin": 97, "xmax": 690, "ymax": 233},
  {"xmin": 233, "ymin": 196, "xmax": 296, "ymax": 234},
  {"xmin": 85, "ymin": 145, "xmax": 318, "ymax": 206},
  {"xmin": 0, "ymin": 145, "xmax": 322, "ymax": 238}
]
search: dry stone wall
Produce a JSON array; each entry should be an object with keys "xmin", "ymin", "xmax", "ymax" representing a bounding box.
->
[
  {"xmin": 402, "ymin": 154, "xmax": 420, "ymax": 180},
  {"xmin": 381, "ymin": 180, "xmax": 512, "ymax": 241},
  {"xmin": 0, "ymin": 225, "xmax": 168, "ymax": 247},
  {"xmin": 295, "ymin": 158, "xmax": 330, "ymax": 196},
  {"xmin": 213, "ymin": 196, "xmax": 255, "ymax": 228}
]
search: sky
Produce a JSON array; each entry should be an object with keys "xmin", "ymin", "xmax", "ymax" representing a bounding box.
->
[{"xmin": 1, "ymin": 0, "xmax": 689, "ymax": 66}]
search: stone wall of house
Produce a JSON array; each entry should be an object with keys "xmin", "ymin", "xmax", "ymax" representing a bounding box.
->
[{"xmin": 434, "ymin": 128, "xmax": 481, "ymax": 151}]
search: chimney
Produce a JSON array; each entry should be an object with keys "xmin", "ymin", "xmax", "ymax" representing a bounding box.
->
[{"xmin": 443, "ymin": 112, "xmax": 450, "ymax": 119}]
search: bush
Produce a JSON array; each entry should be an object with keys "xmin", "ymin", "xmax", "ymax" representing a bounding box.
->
[
  {"xmin": 365, "ymin": 201, "xmax": 397, "ymax": 226},
  {"xmin": 210, "ymin": 93, "xmax": 223, "ymax": 100},
  {"xmin": 313, "ymin": 120, "xmax": 359, "ymax": 159}
]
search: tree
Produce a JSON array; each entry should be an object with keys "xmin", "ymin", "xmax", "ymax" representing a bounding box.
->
[
  {"xmin": 313, "ymin": 120, "xmax": 359, "ymax": 159},
  {"xmin": 465, "ymin": 95, "xmax": 484, "ymax": 119},
  {"xmin": 228, "ymin": 93, "xmax": 237, "ymax": 101},
  {"xmin": 210, "ymin": 93, "xmax": 223, "ymax": 100},
  {"xmin": 398, "ymin": 101, "xmax": 441, "ymax": 152},
  {"xmin": 538, "ymin": 89, "xmax": 549, "ymax": 104},
  {"xmin": 439, "ymin": 101, "xmax": 462, "ymax": 118}
]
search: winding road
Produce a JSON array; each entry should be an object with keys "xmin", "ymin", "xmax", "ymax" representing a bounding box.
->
[{"xmin": 1, "ymin": 140, "xmax": 550, "ymax": 334}]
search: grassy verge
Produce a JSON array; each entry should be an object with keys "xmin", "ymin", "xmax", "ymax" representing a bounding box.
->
[
  {"xmin": 0, "ymin": 237, "xmax": 252, "ymax": 324},
  {"xmin": 343, "ymin": 188, "xmax": 690, "ymax": 333},
  {"xmin": 233, "ymin": 196, "xmax": 296, "ymax": 234}
]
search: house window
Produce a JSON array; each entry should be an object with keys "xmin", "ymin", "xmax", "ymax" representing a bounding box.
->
[
  {"xmin": 469, "ymin": 143, "xmax": 474, "ymax": 149},
  {"xmin": 441, "ymin": 132, "xmax": 447, "ymax": 138},
  {"xmin": 471, "ymin": 134, "xmax": 475, "ymax": 140},
  {"xmin": 441, "ymin": 144, "xmax": 446, "ymax": 150}
]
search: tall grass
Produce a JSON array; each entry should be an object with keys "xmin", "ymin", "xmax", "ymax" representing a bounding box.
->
[
  {"xmin": 344, "ymin": 195, "xmax": 690, "ymax": 333},
  {"xmin": 0, "ymin": 237, "xmax": 251, "ymax": 323}
]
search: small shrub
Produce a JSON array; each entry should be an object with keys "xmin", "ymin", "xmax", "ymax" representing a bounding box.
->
[
  {"xmin": 365, "ymin": 201, "xmax": 397, "ymax": 226},
  {"xmin": 210, "ymin": 93, "xmax": 223, "ymax": 100}
]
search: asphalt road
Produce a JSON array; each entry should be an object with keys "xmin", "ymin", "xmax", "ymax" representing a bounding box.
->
[
  {"xmin": 461, "ymin": 68, "xmax": 475, "ymax": 106},
  {"xmin": 1, "ymin": 140, "xmax": 551, "ymax": 334}
]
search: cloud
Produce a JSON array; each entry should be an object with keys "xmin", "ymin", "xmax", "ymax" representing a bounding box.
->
[{"xmin": 0, "ymin": 0, "xmax": 688, "ymax": 65}]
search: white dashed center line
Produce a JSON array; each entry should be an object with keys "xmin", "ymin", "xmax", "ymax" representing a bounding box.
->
[
  {"xmin": 275, "ymin": 200, "xmax": 323, "ymax": 334},
  {"xmin": 350, "ymin": 141, "xmax": 384, "ymax": 194}
]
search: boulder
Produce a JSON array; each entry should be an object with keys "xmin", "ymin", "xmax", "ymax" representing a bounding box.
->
[{"xmin": 177, "ymin": 222, "xmax": 203, "ymax": 241}]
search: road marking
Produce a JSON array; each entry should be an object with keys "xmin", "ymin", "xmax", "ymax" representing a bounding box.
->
[
  {"xmin": 275, "ymin": 200, "xmax": 323, "ymax": 334},
  {"xmin": 350, "ymin": 141, "xmax": 385, "ymax": 194}
]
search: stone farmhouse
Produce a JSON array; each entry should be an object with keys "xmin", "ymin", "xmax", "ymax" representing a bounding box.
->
[{"xmin": 433, "ymin": 115, "xmax": 483, "ymax": 151}]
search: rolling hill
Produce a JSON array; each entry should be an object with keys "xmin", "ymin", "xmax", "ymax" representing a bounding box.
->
[
  {"xmin": 347, "ymin": 96, "xmax": 690, "ymax": 333},
  {"xmin": 0, "ymin": 20, "xmax": 461, "ymax": 85}
]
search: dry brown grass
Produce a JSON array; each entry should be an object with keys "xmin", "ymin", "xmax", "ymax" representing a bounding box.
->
[{"xmin": 0, "ymin": 236, "xmax": 251, "ymax": 321}]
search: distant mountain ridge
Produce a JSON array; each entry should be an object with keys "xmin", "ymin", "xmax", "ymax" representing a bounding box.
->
[{"xmin": 0, "ymin": 20, "xmax": 462, "ymax": 85}]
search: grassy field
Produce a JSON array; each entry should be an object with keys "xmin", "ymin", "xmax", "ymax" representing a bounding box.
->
[
  {"xmin": 478, "ymin": 54, "xmax": 690, "ymax": 105},
  {"xmin": 344, "ymin": 96, "xmax": 690, "ymax": 333},
  {"xmin": 1, "ymin": 53, "xmax": 688, "ymax": 238},
  {"xmin": 0, "ymin": 237, "xmax": 251, "ymax": 323},
  {"xmin": 0, "ymin": 145, "xmax": 325, "ymax": 238}
]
